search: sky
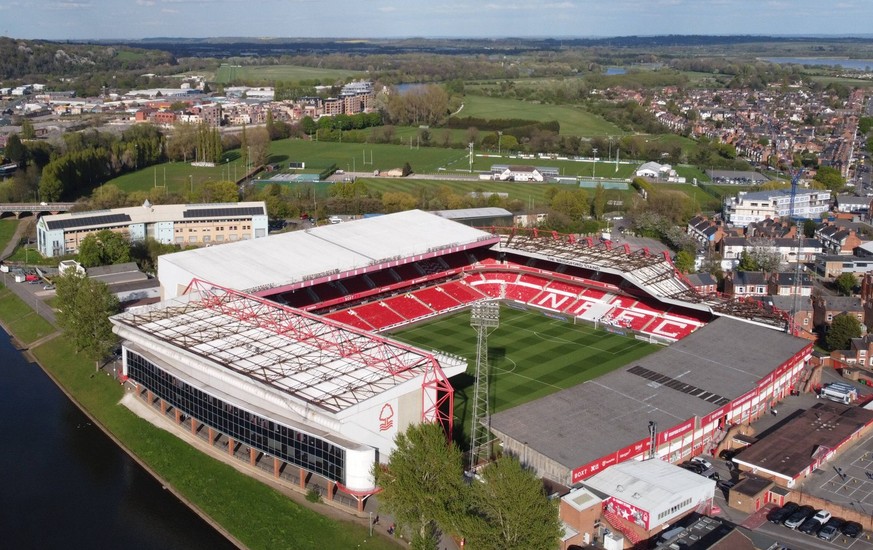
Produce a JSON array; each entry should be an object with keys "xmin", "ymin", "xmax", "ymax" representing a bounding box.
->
[{"xmin": 2, "ymin": 0, "xmax": 873, "ymax": 41}]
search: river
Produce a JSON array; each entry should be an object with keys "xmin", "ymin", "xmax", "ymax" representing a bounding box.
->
[{"xmin": 0, "ymin": 332, "xmax": 237, "ymax": 550}]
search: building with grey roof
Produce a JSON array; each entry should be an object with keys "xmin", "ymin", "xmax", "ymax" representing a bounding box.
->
[
  {"xmin": 37, "ymin": 201, "xmax": 268, "ymax": 258},
  {"xmin": 490, "ymin": 316, "xmax": 812, "ymax": 485}
]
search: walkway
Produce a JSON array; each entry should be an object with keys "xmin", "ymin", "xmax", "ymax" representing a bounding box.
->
[{"xmin": 0, "ymin": 219, "xmax": 27, "ymax": 261}]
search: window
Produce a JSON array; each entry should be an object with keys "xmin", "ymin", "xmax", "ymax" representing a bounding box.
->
[
  {"xmin": 189, "ymin": 236, "xmax": 198, "ymax": 243},
  {"xmin": 125, "ymin": 351, "xmax": 347, "ymax": 483},
  {"xmin": 203, "ymin": 236, "xmax": 211, "ymax": 243}
]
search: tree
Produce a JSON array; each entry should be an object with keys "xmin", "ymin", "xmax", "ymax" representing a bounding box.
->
[
  {"xmin": 835, "ymin": 272, "xmax": 858, "ymax": 296},
  {"xmin": 20, "ymin": 118, "xmax": 36, "ymax": 139},
  {"xmin": 374, "ymin": 423, "xmax": 466, "ymax": 550},
  {"xmin": 5, "ymin": 134, "xmax": 27, "ymax": 166},
  {"xmin": 462, "ymin": 456, "xmax": 562, "ymax": 550},
  {"xmin": 55, "ymin": 271, "xmax": 120, "ymax": 370},
  {"xmin": 803, "ymin": 219, "xmax": 817, "ymax": 238},
  {"xmin": 813, "ymin": 165, "xmax": 845, "ymax": 193},
  {"xmin": 248, "ymin": 127, "xmax": 271, "ymax": 167},
  {"xmin": 592, "ymin": 183, "xmax": 606, "ymax": 220},
  {"xmin": 77, "ymin": 229, "xmax": 131, "ymax": 267},
  {"xmin": 825, "ymin": 313, "xmax": 863, "ymax": 351},
  {"xmin": 674, "ymin": 250, "xmax": 695, "ymax": 274}
]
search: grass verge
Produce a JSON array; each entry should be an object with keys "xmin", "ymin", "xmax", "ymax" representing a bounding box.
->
[{"xmin": 0, "ymin": 287, "xmax": 55, "ymax": 345}]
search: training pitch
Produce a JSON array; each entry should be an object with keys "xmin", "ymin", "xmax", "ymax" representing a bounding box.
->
[{"xmin": 390, "ymin": 305, "xmax": 660, "ymax": 441}]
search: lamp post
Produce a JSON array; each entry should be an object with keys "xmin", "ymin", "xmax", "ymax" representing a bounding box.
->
[
  {"xmin": 592, "ymin": 148, "xmax": 598, "ymax": 179},
  {"xmin": 134, "ymin": 143, "xmax": 138, "ymax": 171},
  {"xmin": 497, "ymin": 131, "xmax": 503, "ymax": 155},
  {"xmin": 189, "ymin": 175, "xmax": 193, "ymax": 197}
]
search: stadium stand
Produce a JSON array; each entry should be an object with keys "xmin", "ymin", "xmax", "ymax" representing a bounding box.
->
[
  {"xmin": 438, "ymin": 281, "xmax": 486, "ymax": 303},
  {"xmin": 323, "ymin": 309, "xmax": 376, "ymax": 331},
  {"xmin": 383, "ymin": 294, "xmax": 434, "ymax": 320},
  {"xmin": 351, "ymin": 302, "xmax": 407, "ymax": 330},
  {"xmin": 412, "ymin": 287, "xmax": 463, "ymax": 312}
]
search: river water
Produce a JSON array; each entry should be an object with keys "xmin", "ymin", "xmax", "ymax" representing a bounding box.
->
[{"xmin": 0, "ymin": 332, "xmax": 237, "ymax": 550}]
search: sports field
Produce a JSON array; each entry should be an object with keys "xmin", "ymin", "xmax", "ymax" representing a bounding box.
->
[
  {"xmin": 459, "ymin": 94, "xmax": 626, "ymax": 137},
  {"xmin": 390, "ymin": 306, "xmax": 659, "ymax": 442}
]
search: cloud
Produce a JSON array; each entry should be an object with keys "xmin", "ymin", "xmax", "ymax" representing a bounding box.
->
[
  {"xmin": 483, "ymin": 1, "xmax": 575, "ymax": 9},
  {"xmin": 47, "ymin": 1, "xmax": 92, "ymax": 9},
  {"xmin": 378, "ymin": 5, "xmax": 396, "ymax": 12},
  {"xmin": 160, "ymin": 7, "xmax": 178, "ymax": 12},
  {"xmin": 136, "ymin": 0, "xmax": 155, "ymax": 5}
]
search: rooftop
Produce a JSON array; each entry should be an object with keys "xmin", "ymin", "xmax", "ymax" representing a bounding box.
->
[
  {"xmin": 41, "ymin": 202, "xmax": 266, "ymax": 232},
  {"xmin": 583, "ymin": 459, "xmax": 715, "ymax": 513},
  {"xmin": 734, "ymin": 402, "xmax": 873, "ymax": 480},
  {"xmin": 159, "ymin": 209, "xmax": 497, "ymax": 295},
  {"xmin": 110, "ymin": 282, "xmax": 466, "ymax": 416},
  {"xmin": 491, "ymin": 317, "xmax": 810, "ymax": 470}
]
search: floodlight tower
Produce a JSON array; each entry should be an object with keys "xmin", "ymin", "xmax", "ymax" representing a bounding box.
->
[{"xmin": 468, "ymin": 300, "xmax": 500, "ymax": 473}]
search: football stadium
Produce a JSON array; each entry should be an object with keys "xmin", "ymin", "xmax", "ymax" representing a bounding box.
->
[{"xmin": 111, "ymin": 209, "xmax": 813, "ymax": 503}]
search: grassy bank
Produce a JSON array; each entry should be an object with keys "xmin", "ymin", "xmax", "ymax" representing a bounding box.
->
[
  {"xmin": 0, "ymin": 284, "xmax": 397, "ymax": 549},
  {"xmin": 0, "ymin": 287, "xmax": 55, "ymax": 345}
]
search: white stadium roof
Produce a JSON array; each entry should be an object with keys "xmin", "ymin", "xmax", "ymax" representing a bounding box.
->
[
  {"xmin": 159, "ymin": 209, "xmax": 497, "ymax": 295},
  {"xmin": 111, "ymin": 282, "xmax": 466, "ymax": 416}
]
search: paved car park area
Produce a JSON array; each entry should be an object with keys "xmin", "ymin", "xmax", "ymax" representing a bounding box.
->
[{"xmin": 705, "ymin": 374, "xmax": 873, "ymax": 549}]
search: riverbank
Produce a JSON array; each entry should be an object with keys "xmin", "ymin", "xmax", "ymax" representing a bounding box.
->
[{"xmin": 0, "ymin": 280, "xmax": 399, "ymax": 549}]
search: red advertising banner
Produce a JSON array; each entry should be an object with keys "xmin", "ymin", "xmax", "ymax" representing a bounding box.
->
[
  {"xmin": 702, "ymin": 404, "xmax": 730, "ymax": 426},
  {"xmin": 603, "ymin": 496, "xmax": 650, "ymax": 530},
  {"xmin": 571, "ymin": 453, "xmax": 620, "ymax": 483},
  {"xmin": 658, "ymin": 417, "xmax": 695, "ymax": 445},
  {"xmin": 615, "ymin": 439, "xmax": 650, "ymax": 462},
  {"xmin": 731, "ymin": 388, "xmax": 757, "ymax": 412}
]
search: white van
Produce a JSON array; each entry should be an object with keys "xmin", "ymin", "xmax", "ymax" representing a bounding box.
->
[{"xmin": 328, "ymin": 216, "xmax": 342, "ymax": 224}]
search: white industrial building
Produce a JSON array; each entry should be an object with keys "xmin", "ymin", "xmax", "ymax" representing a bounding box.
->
[{"xmin": 584, "ymin": 459, "xmax": 716, "ymax": 533}]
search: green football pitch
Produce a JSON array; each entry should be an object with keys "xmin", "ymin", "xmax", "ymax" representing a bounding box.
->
[{"xmin": 389, "ymin": 306, "xmax": 660, "ymax": 443}]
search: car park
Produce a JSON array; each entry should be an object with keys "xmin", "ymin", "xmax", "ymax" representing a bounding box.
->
[
  {"xmin": 818, "ymin": 518, "xmax": 844, "ymax": 541},
  {"xmin": 783, "ymin": 505, "xmax": 815, "ymax": 529},
  {"xmin": 768, "ymin": 502, "xmax": 799, "ymax": 524},
  {"xmin": 841, "ymin": 520, "xmax": 863, "ymax": 538}
]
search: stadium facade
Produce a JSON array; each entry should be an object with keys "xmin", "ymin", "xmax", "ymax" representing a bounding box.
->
[{"xmin": 114, "ymin": 209, "xmax": 810, "ymax": 496}]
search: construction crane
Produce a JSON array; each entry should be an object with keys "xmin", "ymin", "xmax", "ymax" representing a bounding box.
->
[{"xmin": 788, "ymin": 169, "xmax": 804, "ymax": 335}]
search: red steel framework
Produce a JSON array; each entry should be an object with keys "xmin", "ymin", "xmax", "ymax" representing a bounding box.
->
[{"xmin": 178, "ymin": 278, "xmax": 456, "ymax": 433}]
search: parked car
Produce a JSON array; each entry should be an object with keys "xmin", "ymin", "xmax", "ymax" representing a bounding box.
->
[
  {"xmin": 768, "ymin": 502, "xmax": 799, "ymax": 524},
  {"xmin": 690, "ymin": 456, "xmax": 713, "ymax": 470},
  {"xmin": 841, "ymin": 520, "xmax": 863, "ymax": 538},
  {"xmin": 798, "ymin": 515, "xmax": 822, "ymax": 535},
  {"xmin": 812, "ymin": 509, "xmax": 831, "ymax": 525},
  {"xmin": 818, "ymin": 518, "xmax": 844, "ymax": 541},
  {"xmin": 783, "ymin": 505, "xmax": 815, "ymax": 529}
]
